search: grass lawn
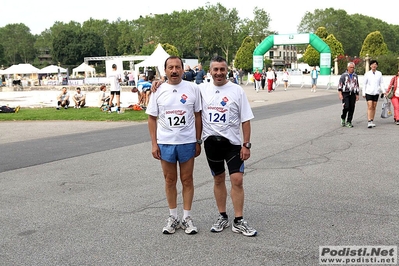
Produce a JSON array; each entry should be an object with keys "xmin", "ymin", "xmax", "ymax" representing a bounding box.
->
[{"xmin": 0, "ymin": 107, "xmax": 149, "ymax": 122}]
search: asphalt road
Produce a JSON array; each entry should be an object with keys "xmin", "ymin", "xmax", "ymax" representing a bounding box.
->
[{"xmin": 1, "ymin": 88, "xmax": 398, "ymax": 266}]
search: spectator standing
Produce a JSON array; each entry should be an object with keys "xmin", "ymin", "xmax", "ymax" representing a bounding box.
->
[
  {"xmin": 194, "ymin": 64, "xmax": 206, "ymax": 85},
  {"xmin": 108, "ymin": 64, "xmax": 122, "ymax": 113},
  {"xmin": 72, "ymin": 87, "xmax": 86, "ymax": 108},
  {"xmin": 338, "ymin": 62, "xmax": 359, "ymax": 128},
  {"xmin": 128, "ymin": 71, "xmax": 135, "ymax": 86},
  {"xmin": 56, "ymin": 87, "xmax": 70, "ymax": 110},
  {"xmin": 362, "ymin": 60, "xmax": 385, "ymax": 128},
  {"xmin": 146, "ymin": 56, "xmax": 202, "ymax": 235},
  {"xmin": 238, "ymin": 68, "xmax": 244, "ymax": 85},
  {"xmin": 386, "ymin": 70, "xmax": 399, "ymax": 125},
  {"xmin": 183, "ymin": 66, "xmax": 195, "ymax": 82},
  {"xmin": 311, "ymin": 66, "xmax": 318, "ymax": 92}
]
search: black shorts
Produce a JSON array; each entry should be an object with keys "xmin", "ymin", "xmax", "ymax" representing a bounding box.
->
[
  {"xmin": 204, "ymin": 136, "xmax": 244, "ymax": 176},
  {"xmin": 110, "ymin": 91, "xmax": 121, "ymax": 96},
  {"xmin": 365, "ymin": 94, "xmax": 379, "ymax": 102}
]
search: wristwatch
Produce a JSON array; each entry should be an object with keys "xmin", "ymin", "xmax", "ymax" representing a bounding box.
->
[
  {"xmin": 196, "ymin": 139, "xmax": 203, "ymax": 145},
  {"xmin": 243, "ymin": 142, "xmax": 251, "ymax": 149}
]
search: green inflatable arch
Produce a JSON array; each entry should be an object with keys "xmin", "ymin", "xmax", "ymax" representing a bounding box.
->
[{"xmin": 253, "ymin": 33, "xmax": 331, "ymax": 75}]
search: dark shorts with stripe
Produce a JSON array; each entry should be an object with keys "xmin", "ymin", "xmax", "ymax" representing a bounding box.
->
[{"xmin": 204, "ymin": 136, "xmax": 244, "ymax": 176}]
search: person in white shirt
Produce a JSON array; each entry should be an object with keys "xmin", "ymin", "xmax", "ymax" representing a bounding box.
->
[
  {"xmin": 363, "ymin": 60, "xmax": 385, "ymax": 128},
  {"xmin": 282, "ymin": 68, "xmax": 290, "ymax": 91},
  {"xmin": 72, "ymin": 87, "xmax": 86, "ymax": 108},
  {"xmin": 98, "ymin": 84, "xmax": 110, "ymax": 107},
  {"xmin": 200, "ymin": 56, "xmax": 257, "ymax": 237},
  {"xmin": 56, "ymin": 87, "xmax": 70, "ymax": 110},
  {"xmin": 146, "ymin": 56, "xmax": 202, "ymax": 235},
  {"xmin": 108, "ymin": 64, "xmax": 122, "ymax": 113}
]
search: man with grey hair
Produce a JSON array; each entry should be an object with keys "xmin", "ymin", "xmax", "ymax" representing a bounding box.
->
[{"xmin": 338, "ymin": 62, "xmax": 360, "ymax": 128}]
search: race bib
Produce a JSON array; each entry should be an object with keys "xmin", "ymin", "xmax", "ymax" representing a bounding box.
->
[
  {"xmin": 206, "ymin": 105, "xmax": 229, "ymax": 124},
  {"xmin": 165, "ymin": 109, "xmax": 187, "ymax": 128}
]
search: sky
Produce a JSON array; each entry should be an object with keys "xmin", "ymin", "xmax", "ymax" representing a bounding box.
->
[{"xmin": 1, "ymin": 0, "xmax": 397, "ymax": 35}]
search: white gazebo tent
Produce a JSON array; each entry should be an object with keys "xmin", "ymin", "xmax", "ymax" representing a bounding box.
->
[
  {"xmin": 72, "ymin": 62, "xmax": 96, "ymax": 77},
  {"xmin": 38, "ymin": 65, "xmax": 67, "ymax": 74},
  {"xmin": 2, "ymin": 63, "xmax": 39, "ymax": 76},
  {"xmin": 2, "ymin": 63, "xmax": 40, "ymax": 85},
  {"xmin": 134, "ymin": 43, "xmax": 170, "ymax": 78}
]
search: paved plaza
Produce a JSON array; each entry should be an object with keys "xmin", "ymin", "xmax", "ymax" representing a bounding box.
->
[{"xmin": 0, "ymin": 83, "xmax": 398, "ymax": 265}]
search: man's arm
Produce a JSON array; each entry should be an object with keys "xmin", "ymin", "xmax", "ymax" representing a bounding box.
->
[
  {"xmin": 194, "ymin": 111, "xmax": 202, "ymax": 157},
  {"xmin": 241, "ymin": 120, "xmax": 251, "ymax": 161},
  {"xmin": 148, "ymin": 115, "xmax": 160, "ymax": 160}
]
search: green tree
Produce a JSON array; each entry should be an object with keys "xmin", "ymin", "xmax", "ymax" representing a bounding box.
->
[
  {"xmin": 162, "ymin": 43, "xmax": 179, "ymax": 57},
  {"xmin": 360, "ymin": 31, "xmax": 389, "ymax": 57},
  {"xmin": 0, "ymin": 23, "xmax": 36, "ymax": 65},
  {"xmin": 246, "ymin": 7, "xmax": 272, "ymax": 45},
  {"xmin": 234, "ymin": 36, "xmax": 256, "ymax": 72}
]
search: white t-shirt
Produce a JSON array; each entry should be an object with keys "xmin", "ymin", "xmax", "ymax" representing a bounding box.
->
[
  {"xmin": 200, "ymin": 81, "xmax": 254, "ymax": 145},
  {"xmin": 363, "ymin": 70, "xmax": 384, "ymax": 96},
  {"xmin": 146, "ymin": 80, "xmax": 202, "ymax": 144},
  {"xmin": 108, "ymin": 70, "xmax": 122, "ymax": 92},
  {"xmin": 74, "ymin": 92, "xmax": 85, "ymax": 101}
]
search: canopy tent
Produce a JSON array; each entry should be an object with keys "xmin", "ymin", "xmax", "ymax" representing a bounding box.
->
[
  {"xmin": 134, "ymin": 43, "xmax": 170, "ymax": 78},
  {"xmin": 2, "ymin": 63, "xmax": 40, "ymax": 75},
  {"xmin": 72, "ymin": 62, "xmax": 96, "ymax": 77},
  {"xmin": 38, "ymin": 65, "xmax": 67, "ymax": 74}
]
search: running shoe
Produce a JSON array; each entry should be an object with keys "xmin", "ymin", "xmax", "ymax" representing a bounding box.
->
[
  {"xmin": 341, "ymin": 118, "xmax": 346, "ymax": 127},
  {"xmin": 346, "ymin": 122, "xmax": 353, "ymax": 128},
  {"xmin": 370, "ymin": 121, "xmax": 376, "ymax": 127},
  {"xmin": 181, "ymin": 216, "xmax": 198, "ymax": 234},
  {"xmin": 210, "ymin": 215, "xmax": 230, "ymax": 232},
  {"xmin": 232, "ymin": 219, "xmax": 257, "ymax": 237},
  {"xmin": 162, "ymin": 215, "xmax": 180, "ymax": 234},
  {"xmin": 367, "ymin": 121, "xmax": 373, "ymax": 128}
]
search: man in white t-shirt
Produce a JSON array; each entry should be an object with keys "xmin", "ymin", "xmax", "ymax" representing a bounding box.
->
[
  {"xmin": 72, "ymin": 87, "xmax": 86, "ymax": 108},
  {"xmin": 146, "ymin": 56, "xmax": 202, "ymax": 235},
  {"xmin": 200, "ymin": 56, "xmax": 257, "ymax": 237},
  {"xmin": 108, "ymin": 64, "xmax": 122, "ymax": 113},
  {"xmin": 56, "ymin": 87, "xmax": 70, "ymax": 110}
]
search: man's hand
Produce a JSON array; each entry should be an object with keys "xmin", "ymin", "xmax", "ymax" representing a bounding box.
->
[{"xmin": 151, "ymin": 80, "xmax": 164, "ymax": 92}]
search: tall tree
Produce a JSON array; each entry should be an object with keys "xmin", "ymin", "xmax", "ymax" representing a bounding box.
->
[
  {"xmin": 0, "ymin": 23, "xmax": 36, "ymax": 65},
  {"xmin": 234, "ymin": 36, "xmax": 256, "ymax": 72},
  {"xmin": 360, "ymin": 31, "xmax": 389, "ymax": 57},
  {"xmin": 245, "ymin": 7, "xmax": 272, "ymax": 45}
]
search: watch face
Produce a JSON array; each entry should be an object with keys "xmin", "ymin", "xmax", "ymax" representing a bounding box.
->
[{"xmin": 244, "ymin": 143, "xmax": 251, "ymax": 148}]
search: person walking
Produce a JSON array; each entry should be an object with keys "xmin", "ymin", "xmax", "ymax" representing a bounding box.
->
[
  {"xmin": 310, "ymin": 66, "xmax": 318, "ymax": 92},
  {"xmin": 146, "ymin": 56, "xmax": 202, "ymax": 235},
  {"xmin": 266, "ymin": 67, "xmax": 275, "ymax": 92},
  {"xmin": 108, "ymin": 64, "xmax": 122, "ymax": 113},
  {"xmin": 338, "ymin": 62, "xmax": 360, "ymax": 128},
  {"xmin": 362, "ymin": 60, "xmax": 385, "ymax": 128},
  {"xmin": 282, "ymin": 68, "xmax": 290, "ymax": 91},
  {"xmin": 253, "ymin": 69, "xmax": 261, "ymax": 93},
  {"xmin": 200, "ymin": 56, "xmax": 257, "ymax": 237},
  {"xmin": 260, "ymin": 68, "xmax": 266, "ymax": 90},
  {"xmin": 386, "ymin": 70, "xmax": 399, "ymax": 125}
]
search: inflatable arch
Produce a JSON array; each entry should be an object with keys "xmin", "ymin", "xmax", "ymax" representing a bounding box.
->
[{"xmin": 253, "ymin": 33, "xmax": 331, "ymax": 75}]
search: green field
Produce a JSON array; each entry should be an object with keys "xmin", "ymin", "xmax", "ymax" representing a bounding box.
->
[{"xmin": 0, "ymin": 107, "xmax": 149, "ymax": 122}]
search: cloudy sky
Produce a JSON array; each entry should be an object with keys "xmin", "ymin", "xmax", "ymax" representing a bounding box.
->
[{"xmin": 1, "ymin": 0, "xmax": 397, "ymax": 35}]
